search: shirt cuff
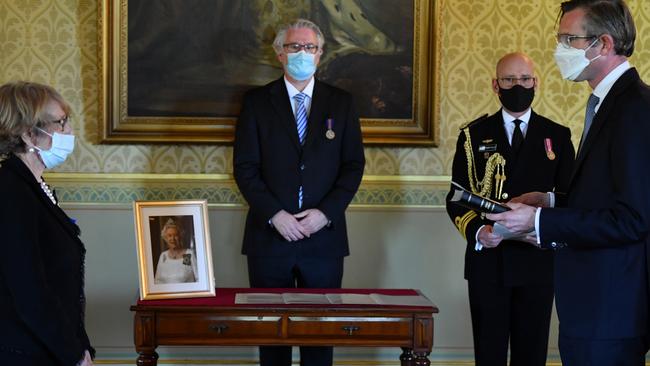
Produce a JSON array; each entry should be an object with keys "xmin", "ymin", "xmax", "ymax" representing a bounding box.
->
[
  {"xmin": 474, "ymin": 225, "xmax": 485, "ymax": 251},
  {"xmin": 535, "ymin": 207, "xmax": 542, "ymax": 245}
]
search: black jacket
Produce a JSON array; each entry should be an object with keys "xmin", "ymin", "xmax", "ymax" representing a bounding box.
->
[
  {"xmin": 540, "ymin": 68, "xmax": 650, "ymax": 339},
  {"xmin": 234, "ymin": 77, "xmax": 365, "ymax": 258},
  {"xmin": 446, "ymin": 110, "xmax": 575, "ymax": 286},
  {"xmin": 0, "ymin": 154, "xmax": 93, "ymax": 365}
]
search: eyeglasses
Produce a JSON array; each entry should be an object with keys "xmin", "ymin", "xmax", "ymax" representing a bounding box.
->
[
  {"xmin": 49, "ymin": 115, "xmax": 70, "ymax": 130},
  {"xmin": 283, "ymin": 43, "xmax": 319, "ymax": 54},
  {"xmin": 556, "ymin": 33, "xmax": 597, "ymax": 49},
  {"xmin": 497, "ymin": 77, "xmax": 536, "ymax": 88}
]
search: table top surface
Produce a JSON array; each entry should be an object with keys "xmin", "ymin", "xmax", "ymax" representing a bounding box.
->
[{"xmin": 133, "ymin": 287, "xmax": 438, "ymax": 312}]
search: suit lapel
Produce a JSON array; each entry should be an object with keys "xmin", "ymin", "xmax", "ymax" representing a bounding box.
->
[
  {"xmin": 304, "ymin": 80, "xmax": 331, "ymax": 147},
  {"xmin": 269, "ymin": 78, "xmax": 301, "ymax": 151},
  {"xmin": 569, "ymin": 68, "xmax": 639, "ymax": 186}
]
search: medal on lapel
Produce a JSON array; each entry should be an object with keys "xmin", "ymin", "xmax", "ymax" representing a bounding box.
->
[
  {"xmin": 325, "ymin": 118, "xmax": 335, "ymax": 140},
  {"xmin": 544, "ymin": 138, "xmax": 556, "ymax": 160}
]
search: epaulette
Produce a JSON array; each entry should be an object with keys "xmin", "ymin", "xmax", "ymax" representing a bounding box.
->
[{"xmin": 459, "ymin": 114, "xmax": 488, "ymax": 130}]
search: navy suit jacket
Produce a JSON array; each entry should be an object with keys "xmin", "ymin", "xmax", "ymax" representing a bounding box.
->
[
  {"xmin": 447, "ymin": 110, "xmax": 574, "ymax": 286},
  {"xmin": 540, "ymin": 68, "xmax": 650, "ymax": 339},
  {"xmin": 0, "ymin": 154, "xmax": 93, "ymax": 365},
  {"xmin": 233, "ymin": 77, "xmax": 365, "ymax": 258}
]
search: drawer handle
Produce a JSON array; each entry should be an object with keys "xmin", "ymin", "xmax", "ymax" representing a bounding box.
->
[
  {"xmin": 341, "ymin": 325, "xmax": 360, "ymax": 336},
  {"xmin": 209, "ymin": 324, "xmax": 229, "ymax": 334}
]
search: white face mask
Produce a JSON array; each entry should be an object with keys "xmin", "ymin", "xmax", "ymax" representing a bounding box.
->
[
  {"xmin": 554, "ymin": 39, "xmax": 601, "ymax": 81},
  {"xmin": 32, "ymin": 128, "xmax": 75, "ymax": 169}
]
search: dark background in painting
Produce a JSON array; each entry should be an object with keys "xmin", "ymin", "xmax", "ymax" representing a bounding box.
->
[{"xmin": 127, "ymin": 0, "xmax": 414, "ymax": 119}]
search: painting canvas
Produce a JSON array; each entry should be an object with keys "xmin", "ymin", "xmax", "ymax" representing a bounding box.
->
[
  {"xmin": 99, "ymin": 0, "xmax": 440, "ymax": 144},
  {"xmin": 133, "ymin": 200, "xmax": 215, "ymax": 299}
]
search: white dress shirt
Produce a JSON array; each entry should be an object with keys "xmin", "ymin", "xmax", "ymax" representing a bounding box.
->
[{"xmin": 284, "ymin": 76, "xmax": 315, "ymax": 117}]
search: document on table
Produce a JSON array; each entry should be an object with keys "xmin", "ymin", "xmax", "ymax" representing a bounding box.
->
[
  {"xmin": 325, "ymin": 293, "xmax": 376, "ymax": 305},
  {"xmin": 235, "ymin": 292, "xmax": 434, "ymax": 306},
  {"xmin": 369, "ymin": 294, "xmax": 434, "ymax": 307},
  {"xmin": 281, "ymin": 293, "xmax": 329, "ymax": 304},
  {"xmin": 234, "ymin": 293, "xmax": 284, "ymax": 304}
]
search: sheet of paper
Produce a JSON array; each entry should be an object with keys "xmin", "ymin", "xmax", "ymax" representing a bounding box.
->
[
  {"xmin": 326, "ymin": 293, "xmax": 376, "ymax": 305},
  {"xmin": 282, "ymin": 293, "xmax": 330, "ymax": 304},
  {"xmin": 493, "ymin": 223, "xmax": 536, "ymax": 241},
  {"xmin": 369, "ymin": 294, "xmax": 433, "ymax": 307},
  {"xmin": 234, "ymin": 293, "xmax": 284, "ymax": 304}
]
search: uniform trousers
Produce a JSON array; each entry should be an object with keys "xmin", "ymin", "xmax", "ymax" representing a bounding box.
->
[{"xmin": 468, "ymin": 280, "xmax": 554, "ymax": 366}]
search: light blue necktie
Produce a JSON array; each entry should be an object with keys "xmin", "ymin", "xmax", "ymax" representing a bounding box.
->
[
  {"xmin": 294, "ymin": 93, "xmax": 308, "ymax": 144},
  {"xmin": 579, "ymin": 94, "xmax": 600, "ymax": 153},
  {"xmin": 294, "ymin": 93, "xmax": 308, "ymax": 208}
]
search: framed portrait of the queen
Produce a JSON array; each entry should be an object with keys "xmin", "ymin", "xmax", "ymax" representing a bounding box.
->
[{"xmin": 133, "ymin": 200, "xmax": 215, "ymax": 299}]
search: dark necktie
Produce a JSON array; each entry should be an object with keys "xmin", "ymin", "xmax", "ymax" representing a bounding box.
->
[
  {"xmin": 578, "ymin": 94, "xmax": 600, "ymax": 153},
  {"xmin": 511, "ymin": 119, "xmax": 524, "ymax": 153}
]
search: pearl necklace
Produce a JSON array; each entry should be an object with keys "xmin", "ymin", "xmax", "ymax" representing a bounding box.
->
[{"xmin": 40, "ymin": 180, "xmax": 57, "ymax": 205}]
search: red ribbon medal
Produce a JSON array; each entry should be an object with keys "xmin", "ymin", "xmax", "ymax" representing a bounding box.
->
[{"xmin": 544, "ymin": 138, "xmax": 556, "ymax": 160}]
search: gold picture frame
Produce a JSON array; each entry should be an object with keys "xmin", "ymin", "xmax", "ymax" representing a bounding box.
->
[
  {"xmin": 98, "ymin": 0, "xmax": 440, "ymax": 145},
  {"xmin": 133, "ymin": 200, "xmax": 215, "ymax": 300}
]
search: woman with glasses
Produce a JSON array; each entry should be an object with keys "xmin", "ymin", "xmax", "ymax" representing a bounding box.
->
[{"xmin": 0, "ymin": 81, "xmax": 94, "ymax": 366}]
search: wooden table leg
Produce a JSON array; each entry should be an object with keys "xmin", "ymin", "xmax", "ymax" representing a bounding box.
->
[
  {"xmin": 136, "ymin": 351, "xmax": 158, "ymax": 366},
  {"xmin": 400, "ymin": 347, "xmax": 415, "ymax": 366},
  {"xmin": 414, "ymin": 351, "xmax": 430, "ymax": 366}
]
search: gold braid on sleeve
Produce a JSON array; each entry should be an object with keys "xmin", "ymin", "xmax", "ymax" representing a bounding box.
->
[{"xmin": 462, "ymin": 128, "xmax": 506, "ymax": 199}]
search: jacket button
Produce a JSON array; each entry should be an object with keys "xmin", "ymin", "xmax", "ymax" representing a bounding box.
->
[{"xmin": 501, "ymin": 192, "xmax": 509, "ymax": 200}]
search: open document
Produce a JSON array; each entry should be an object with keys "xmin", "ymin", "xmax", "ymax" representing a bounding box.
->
[{"xmin": 235, "ymin": 292, "xmax": 434, "ymax": 306}]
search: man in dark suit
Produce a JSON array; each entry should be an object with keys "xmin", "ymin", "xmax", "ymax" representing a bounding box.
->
[
  {"xmin": 446, "ymin": 52, "xmax": 574, "ymax": 366},
  {"xmin": 489, "ymin": 1, "xmax": 650, "ymax": 365},
  {"xmin": 233, "ymin": 18, "xmax": 365, "ymax": 366}
]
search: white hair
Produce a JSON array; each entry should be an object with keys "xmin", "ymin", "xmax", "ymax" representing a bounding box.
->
[
  {"xmin": 160, "ymin": 218, "xmax": 183, "ymax": 246},
  {"xmin": 272, "ymin": 18, "xmax": 325, "ymax": 55}
]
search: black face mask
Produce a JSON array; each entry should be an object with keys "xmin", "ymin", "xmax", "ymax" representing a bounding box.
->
[{"xmin": 498, "ymin": 84, "xmax": 535, "ymax": 113}]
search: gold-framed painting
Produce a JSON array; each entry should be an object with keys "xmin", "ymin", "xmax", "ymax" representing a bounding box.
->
[
  {"xmin": 133, "ymin": 200, "xmax": 215, "ymax": 300},
  {"xmin": 98, "ymin": 0, "xmax": 441, "ymax": 145}
]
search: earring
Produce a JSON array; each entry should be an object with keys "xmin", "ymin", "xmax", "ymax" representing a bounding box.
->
[{"xmin": 28, "ymin": 147, "xmax": 35, "ymax": 153}]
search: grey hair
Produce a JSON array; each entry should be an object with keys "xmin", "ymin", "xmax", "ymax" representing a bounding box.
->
[{"xmin": 272, "ymin": 18, "xmax": 325, "ymax": 55}]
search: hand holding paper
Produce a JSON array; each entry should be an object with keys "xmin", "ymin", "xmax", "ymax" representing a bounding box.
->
[
  {"xmin": 486, "ymin": 202, "xmax": 537, "ymax": 235},
  {"xmin": 477, "ymin": 225, "xmax": 503, "ymax": 248}
]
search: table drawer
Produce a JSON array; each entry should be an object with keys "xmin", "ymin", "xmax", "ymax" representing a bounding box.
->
[
  {"xmin": 157, "ymin": 314, "xmax": 281, "ymax": 339},
  {"xmin": 287, "ymin": 316, "xmax": 412, "ymax": 340}
]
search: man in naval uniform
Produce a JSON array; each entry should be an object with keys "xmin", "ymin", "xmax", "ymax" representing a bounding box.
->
[{"xmin": 445, "ymin": 52, "xmax": 575, "ymax": 366}]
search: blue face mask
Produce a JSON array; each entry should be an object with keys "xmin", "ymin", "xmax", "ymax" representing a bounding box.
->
[
  {"xmin": 33, "ymin": 128, "xmax": 75, "ymax": 169},
  {"xmin": 286, "ymin": 51, "xmax": 317, "ymax": 81}
]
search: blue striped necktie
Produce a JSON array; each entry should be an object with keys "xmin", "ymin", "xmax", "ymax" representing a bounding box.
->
[
  {"xmin": 294, "ymin": 93, "xmax": 308, "ymax": 144},
  {"xmin": 294, "ymin": 93, "xmax": 308, "ymax": 208}
]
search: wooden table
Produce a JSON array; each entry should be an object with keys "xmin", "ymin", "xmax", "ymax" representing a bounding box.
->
[{"xmin": 131, "ymin": 288, "xmax": 438, "ymax": 366}]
